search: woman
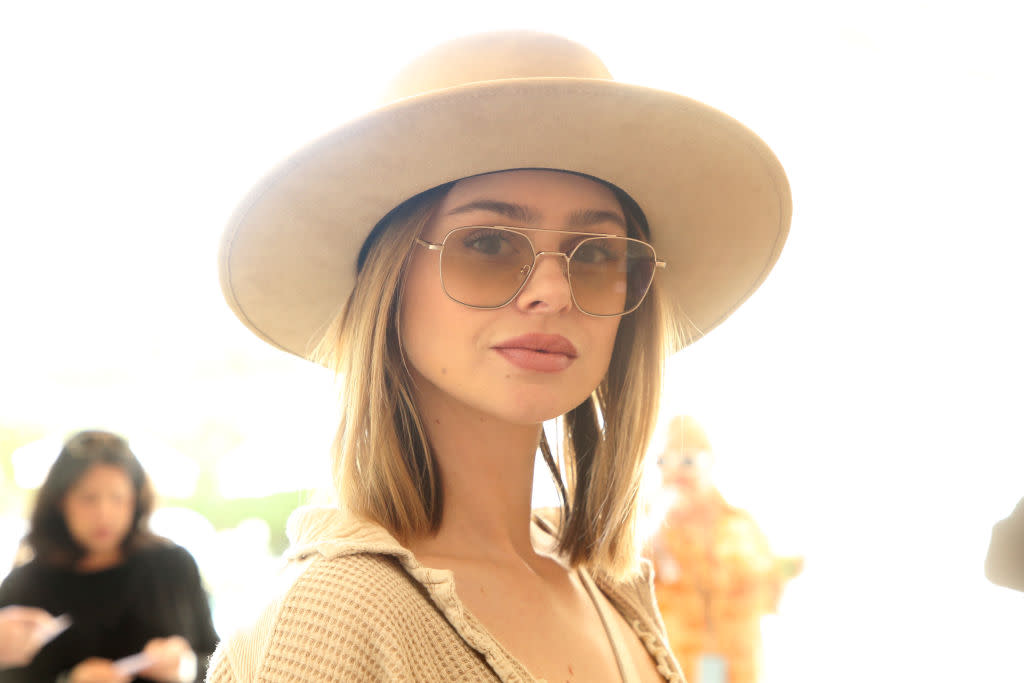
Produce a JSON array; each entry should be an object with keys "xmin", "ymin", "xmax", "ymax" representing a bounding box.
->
[
  {"xmin": 0, "ymin": 431, "xmax": 218, "ymax": 683},
  {"xmin": 649, "ymin": 416, "xmax": 803, "ymax": 683},
  {"xmin": 209, "ymin": 30, "xmax": 791, "ymax": 682}
]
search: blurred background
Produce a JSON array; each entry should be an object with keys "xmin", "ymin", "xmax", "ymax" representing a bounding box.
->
[{"xmin": 1, "ymin": 1, "xmax": 1021, "ymax": 680}]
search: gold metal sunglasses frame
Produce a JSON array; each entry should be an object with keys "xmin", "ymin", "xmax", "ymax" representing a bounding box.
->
[{"xmin": 414, "ymin": 226, "xmax": 666, "ymax": 318}]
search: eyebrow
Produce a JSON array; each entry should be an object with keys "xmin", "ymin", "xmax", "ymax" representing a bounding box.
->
[
  {"xmin": 566, "ymin": 208, "xmax": 626, "ymax": 232},
  {"xmin": 446, "ymin": 200, "xmax": 538, "ymax": 223},
  {"xmin": 446, "ymin": 200, "xmax": 627, "ymax": 231}
]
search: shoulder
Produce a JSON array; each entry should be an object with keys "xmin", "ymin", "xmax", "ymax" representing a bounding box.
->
[
  {"xmin": 133, "ymin": 540, "xmax": 197, "ymax": 567},
  {"xmin": 0, "ymin": 560, "xmax": 47, "ymax": 604},
  {"xmin": 128, "ymin": 541, "xmax": 203, "ymax": 584},
  {"xmin": 708, "ymin": 493, "xmax": 763, "ymax": 531},
  {"xmin": 0, "ymin": 559, "xmax": 40, "ymax": 583},
  {"xmin": 286, "ymin": 548, "xmax": 424, "ymax": 625},
  {"xmin": 211, "ymin": 550, "xmax": 441, "ymax": 681},
  {"xmin": 594, "ymin": 558, "xmax": 658, "ymax": 618},
  {"xmin": 212, "ymin": 506, "xmax": 446, "ymax": 681}
]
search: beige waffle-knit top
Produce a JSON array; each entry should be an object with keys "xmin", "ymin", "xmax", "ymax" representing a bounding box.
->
[{"xmin": 207, "ymin": 505, "xmax": 683, "ymax": 682}]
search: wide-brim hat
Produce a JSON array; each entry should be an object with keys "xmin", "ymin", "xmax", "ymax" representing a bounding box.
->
[{"xmin": 219, "ymin": 30, "xmax": 791, "ymax": 359}]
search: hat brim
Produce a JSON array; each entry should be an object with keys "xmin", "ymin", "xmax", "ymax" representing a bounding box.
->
[{"xmin": 219, "ymin": 78, "xmax": 791, "ymax": 358}]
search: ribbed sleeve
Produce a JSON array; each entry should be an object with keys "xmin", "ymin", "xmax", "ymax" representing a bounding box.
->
[{"xmin": 210, "ymin": 554, "xmax": 498, "ymax": 682}]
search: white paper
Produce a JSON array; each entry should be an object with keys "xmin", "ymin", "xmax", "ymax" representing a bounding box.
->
[
  {"xmin": 112, "ymin": 651, "xmax": 157, "ymax": 676},
  {"xmin": 35, "ymin": 613, "xmax": 72, "ymax": 646}
]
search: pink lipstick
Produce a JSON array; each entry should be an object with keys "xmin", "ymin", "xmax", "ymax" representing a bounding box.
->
[{"xmin": 492, "ymin": 334, "xmax": 578, "ymax": 373}]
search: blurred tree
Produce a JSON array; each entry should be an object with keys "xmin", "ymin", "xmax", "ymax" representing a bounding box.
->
[{"xmin": 163, "ymin": 463, "xmax": 310, "ymax": 556}]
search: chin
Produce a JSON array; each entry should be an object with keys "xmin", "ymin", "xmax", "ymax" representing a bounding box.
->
[
  {"xmin": 481, "ymin": 398, "xmax": 569, "ymax": 426},
  {"xmin": 493, "ymin": 406, "xmax": 562, "ymax": 426},
  {"xmin": 503, "ymin": 391, "xmax": 594, "ymax": 425}
]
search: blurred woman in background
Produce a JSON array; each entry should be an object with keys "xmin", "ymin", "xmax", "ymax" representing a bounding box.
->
[
  {"xmin": 649, "ymin": 416, "xmax": 803, "ymax": 683},
  {"xmin": 0, "ymin": 430, "xmax": 217, "ymax": 683}
]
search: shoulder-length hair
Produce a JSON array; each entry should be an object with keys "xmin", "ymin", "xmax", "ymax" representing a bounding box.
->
[
  {"xmin": 24, "ymin": 430, "xmax": 160, "ymax": 568},
  {"xmin": 314, "ymin": 173, "xmax": 679, "ymax": 579}
]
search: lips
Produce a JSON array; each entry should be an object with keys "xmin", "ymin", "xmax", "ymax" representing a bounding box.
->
[{"xmin": 492, "ymin": 333, "xmax": 578, "ymax": 373}]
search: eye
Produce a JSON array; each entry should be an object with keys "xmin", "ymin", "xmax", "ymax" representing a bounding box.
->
[
  {"xmin": 461, "ymin": 228, "xmax": 520, "ymax": 257},
  {"xmin": 573, "ymin": 239, "xmax": 622, "ymax": 265}
]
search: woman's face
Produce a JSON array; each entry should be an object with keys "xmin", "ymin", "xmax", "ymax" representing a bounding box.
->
[
  {"xmin": 659, "ymin": 446, "xmax": 715, "ymax": 497},
  {"xmin": 400, "ymin": 169, "xmax": 625, "ymax": 425},
  {"xmin": 62, "ymin": 463, "xmax": 136, "ymax": 557}
]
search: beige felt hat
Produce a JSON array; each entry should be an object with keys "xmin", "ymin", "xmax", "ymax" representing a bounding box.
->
[{"xmin": 218, "ymin": 30, "xmax": 791, "ymax": 359}]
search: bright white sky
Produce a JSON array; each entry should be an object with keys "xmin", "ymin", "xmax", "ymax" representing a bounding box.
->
[{"xmin": 2, "ymin": 1, "xmax": 1022, "ymax": 680}]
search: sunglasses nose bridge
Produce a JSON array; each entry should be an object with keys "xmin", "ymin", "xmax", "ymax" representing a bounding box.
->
[
  {"xmin": 533, "ymin": 250, "xmax": 570, "ymax": 265},
  {"xmin": 528, "ymin": 250, "xmax": 571, "ymax": 282},
  {"xmin": 514, "ymin": 250, "xmax": 573, "ymax": 309}
]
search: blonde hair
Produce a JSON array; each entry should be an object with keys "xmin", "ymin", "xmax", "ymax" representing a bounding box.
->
[{"xmin": 314, "ymin": 176, "xmax": 678, "ymax": 578}]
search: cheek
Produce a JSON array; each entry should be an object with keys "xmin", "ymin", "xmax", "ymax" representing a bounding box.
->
[
  {"xmin": 117, "ymin": 495, "xmax": 135, "ymax": 517},
  {"xmin": 400, "ymin": 256, "xmax": 474, "ymax": 378},
  {"xmin": 63, "ymin": 503, "xmax": 90, "ymax": 539},
  {"xmin": 590, "ymin": 318, "xmax": 622, "ymax": 371},
  {"xmin": 64, "ymin": 500, "xmax": 85, "ymax": 522},
  {"xmin": 400, "ymin": 260, "xmax": 439, "ymax": 364}
]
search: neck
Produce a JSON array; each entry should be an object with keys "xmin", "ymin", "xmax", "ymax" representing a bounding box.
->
[
  {"xmin": 408, "ymin": 395, "xmax": 545, "ymax": 564},
  {"xmin": 667, "ymin": 486, "xmax": 721, "ymax": 520},
  {"xmin": 76, "ymin": 548, "xmax": 123, "ymax": 572}
]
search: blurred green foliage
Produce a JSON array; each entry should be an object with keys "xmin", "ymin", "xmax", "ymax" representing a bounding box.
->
[
  {"xmin": 163, "ymin": 464, "xmax": 311, "ymax": 555},
  {"xmin": 0, "ymin": 424, "xmax": 48, "ymax": 518}
]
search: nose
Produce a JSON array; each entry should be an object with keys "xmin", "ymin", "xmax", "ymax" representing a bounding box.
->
[
  {"xmin": 94, "ymin": 499, "xmax": 116, "ymax": 523},
  {"xmin": 514, "ymin": 252, "xmax": 573, "ymax": 314},
  {"xmin": 96, "ymin": 495, "xmax": 127, "ymax": 520}
]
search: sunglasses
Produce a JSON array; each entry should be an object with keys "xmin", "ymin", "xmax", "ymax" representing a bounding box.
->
[
  {"xmin": 415, "ymin": 226, "xmax": 665, "ymax": 317},
  {"xmin": 657, "ymin": 450, "xmax": 710, "ymax": 469}
]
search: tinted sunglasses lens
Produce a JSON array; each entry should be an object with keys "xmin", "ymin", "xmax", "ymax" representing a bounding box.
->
[
  {"xmin": 440, "ymin": 227, "xmax": 533, "ymax": 307},
  {"xmin": 569, "ymin": 238, "xmax": 657, "ymax": 315}
]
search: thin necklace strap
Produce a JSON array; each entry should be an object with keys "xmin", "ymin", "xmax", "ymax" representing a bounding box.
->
[{"xmin": 578, "ymin": 566, "xmax": 640, "ymax": 683}]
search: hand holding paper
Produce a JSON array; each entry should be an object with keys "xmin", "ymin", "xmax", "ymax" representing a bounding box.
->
[
  {"xmin": 67, "ymin": 656, "xmax": 132, "ymax": 682},
  {"xmin": 0, "ymin": 606, "xmax": 70, "ymax": 668},
  {"xmin": 139, "ymin": 635, "xmax": 198, "ymax": 682},
  {"xmin": 112, "ymin": 651, "xmax": 157, "ymax": 676}
]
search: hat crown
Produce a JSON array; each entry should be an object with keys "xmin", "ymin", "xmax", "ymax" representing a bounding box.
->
[
  {"xmin": 220, "ymin": 30, "xmax": 791, "ymax": 361},
  {"xmin": 380, "ymin": 31, "xmax": 613, "ymax": 105}
]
